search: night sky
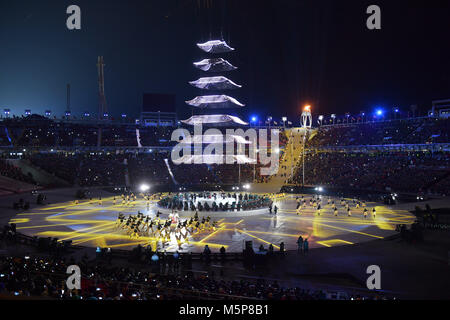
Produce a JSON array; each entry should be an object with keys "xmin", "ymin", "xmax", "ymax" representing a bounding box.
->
[{"xmin": 0, "ymin": 0, "xmax": 449, "ymax": 121}]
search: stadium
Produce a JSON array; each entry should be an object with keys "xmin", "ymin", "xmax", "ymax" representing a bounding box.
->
[{"xmin": 0, "ymin": 0, "xmax": 449, "ymax": 306}]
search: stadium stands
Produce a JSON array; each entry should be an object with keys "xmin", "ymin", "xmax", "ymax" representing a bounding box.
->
[
  {"xmin": 283, "ymin": 117, "xmax": 450, "ymax": 195},
  {"xmin": 308, "ymin": 117, "xmax": 450, "ymax": 147},
  {"xmin": 0, "ymin": 116, "xmax": 447, "ymax": 194},
  {"xmin": 290, "ymin": 151, "xmax": 449, "ymax": 194}
]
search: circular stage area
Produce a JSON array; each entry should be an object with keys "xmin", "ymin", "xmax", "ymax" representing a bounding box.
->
[{"xmin": 11, "ymin": 192, "xmax": 416, "ymax": 253}]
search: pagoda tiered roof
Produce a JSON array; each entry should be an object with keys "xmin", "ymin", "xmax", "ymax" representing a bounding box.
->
[
  {"xmin": 181, "ymin": 114, "xmax": 248, "ymax": 126},
  {"xmin": 186, "ymin": 95, "xmax": 245, "ymax": 108},
  {"xmin": 197, "ymin": 40, "xmax": 235, "ymax": 53},
  {"xmin": 180, "ymin": 134, "xmax": 252, "ymax": 144},
  {"xmin": 193, "ymin": 58, "xmax": 237, "ymax": 72},
  {"xmin": 189, "ymin": 76, "xmax": 241, "ymax": 90}
]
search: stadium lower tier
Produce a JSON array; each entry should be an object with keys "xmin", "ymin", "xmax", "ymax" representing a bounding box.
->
[
  {"xmin": 290, "ymin": 151, "xmax": 450, "ymax": 194},
  {"xmin": 2, "ymin": 148, "xmax": 448, "ymax": 195},
  {"xmin": 11, "ymin": 190, "xmax": 416, "ymax": 253}
]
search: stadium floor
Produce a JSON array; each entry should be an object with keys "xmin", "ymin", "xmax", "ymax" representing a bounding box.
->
[{"xmin": 10, "ymin": 192, "xmax": 417, "ymax": 253}]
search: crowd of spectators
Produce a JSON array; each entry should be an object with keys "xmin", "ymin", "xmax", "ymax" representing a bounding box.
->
[
  {"xmin": 20, "ymin": 152, "xmax": 266, "ymax": 187},
  {"xmin": 0, "ymin": 117, "xmax": 287, "ymax": 187},
  {"xmin": 308, "ymin": 117, "xmax": 450, "ymax": 147},
  {"xmin": 1, "ymin": 116, "xmax": 448, "ymax": 193},
  {"xmin": 2, "ymin": 116, "xmax": 448, "ymax": 150},
  {"xmin": 25, "ymin": 153, "xmax": 127, "ymax": 187},
  {"xmin": 26, "ymin": 153, "xmax": 79, "ymax": 184},
  {"xmin": 77, "ymin": 153, "xmax": 128, "ymax": 187},
  {"xmin": 290, "ymin": 117, "xmax": 450, "ymax": 195},
  {"xmin": 138, "ymin": 126, "xmax": 175, "ymax": 147},
  {"xmin": 290, "ymin": 151, "xmax": 449, "ymax": 195},
  {"xmin": 128, "ymin": 153, "xmax": 172, "ymax": 185},
  {"xmin": 2, "ymin": 117, "xmax": 156, "ymax": 148},
  {"xmin": 0, "ymin": 253, "xmax": 386, "ymax": 300},
  {"xmin": 0, "ymin": 160, "xmax": 35, "ymax": 185},
  {"xmin": 1, "ymin": 117, "xmax": 288, "ymax": 149},
  {"xmin": 0, "ymin": 221, "xmax": 391, "ymax": 301}
]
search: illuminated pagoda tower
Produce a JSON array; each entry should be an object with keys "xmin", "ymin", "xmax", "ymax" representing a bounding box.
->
[
  {"xmin": 181, "ymin": 40, "xmax": 254, "ymax": 170},
  {"xmin": 182, "ymin": 40, "xmax": 247, "ymax": 126}
]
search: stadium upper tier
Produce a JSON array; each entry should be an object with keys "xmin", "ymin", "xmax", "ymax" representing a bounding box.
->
[
  {"xmin": 307, "ymin": 117, "xmax": 450, "ymax": 148},
  {"xmin": 0, "ymin": 116, "xmax": 447, "ymax": 148}
]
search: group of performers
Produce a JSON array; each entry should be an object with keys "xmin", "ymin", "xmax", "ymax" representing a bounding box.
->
[
  {"xmin": 74, "ymin": 192, "xmax": 226, "ymax": 248},
  {"xmin": 295, "ymin": 195, "xmax": 377, "ymax": 218},
  {"xmin": 114, "ymin": 209, "xmax": 218, "ymax": 246},
  {"xmin": 158, "ymin": 192, "xmax": 273, "ymax": 212},
  {"xmin": 82, "ymin": 193, "xmax": 157, "ymax": 210}
]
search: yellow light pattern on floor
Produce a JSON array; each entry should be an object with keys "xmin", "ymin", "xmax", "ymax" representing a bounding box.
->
[
  {"xmin": 9, "ymin": 194, "xmax": 415, "ymax": 252},
  {"xmin": 316, "ymin": 239, "xmax": 354, "ymax": 247}
]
